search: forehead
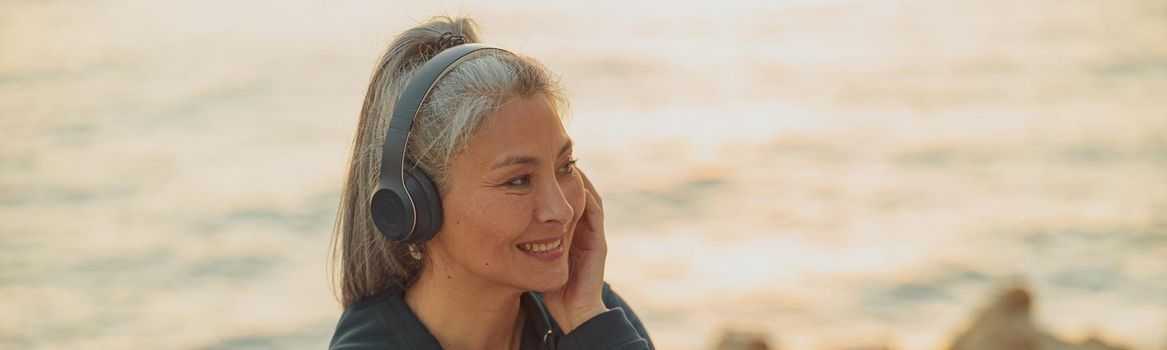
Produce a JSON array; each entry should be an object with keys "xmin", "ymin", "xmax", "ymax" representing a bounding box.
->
[{"xmin": 461, "ymin": 96, "xmax": 568, "ymax": 165}]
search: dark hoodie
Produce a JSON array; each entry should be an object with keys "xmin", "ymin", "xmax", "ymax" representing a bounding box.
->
[{"xmin": 329, "ymin": 282, "xmax": 653, "ymax": 350}]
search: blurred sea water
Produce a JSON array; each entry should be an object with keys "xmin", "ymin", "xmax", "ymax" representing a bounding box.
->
[{"xmin": 1, "ymin": 0, "xmax": 1165, "ymax": 349}]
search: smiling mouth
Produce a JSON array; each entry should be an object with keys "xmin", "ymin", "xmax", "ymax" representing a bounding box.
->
[{"xmin": 517, "ymin": 239, "xmax": 563, "ymax": 254}]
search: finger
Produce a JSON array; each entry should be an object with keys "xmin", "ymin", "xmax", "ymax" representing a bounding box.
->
[
  {"xmin": 583, "ymin": 191, "xmax": 606, "ymax": 244},
  {"xmin": 581, "ymin": 191, "xmax": 608, "ymax": 267},
  {"xmin": 578, "ymin": 169, "xmax": 602, "ymax": 207},
  {"xmin": 585, "ymin": 189, "xmax": 603, "ymax": 218},
  {"xmin": 575, "ymin": 191, "xmax": 596, "ymax": 239},
  {"xmin": 572, "ymin": 191, "xmax": 599, "ymax": 249}
]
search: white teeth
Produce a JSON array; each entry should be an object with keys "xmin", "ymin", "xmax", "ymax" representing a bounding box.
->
[{"xmin": 519, "ymin": 239, "xmax": 562, "ymax": 253}]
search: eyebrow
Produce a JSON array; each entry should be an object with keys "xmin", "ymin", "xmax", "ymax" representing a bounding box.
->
[{"xmin": 490, "ymin": 139, "xmax": 573, "ymax": 170}]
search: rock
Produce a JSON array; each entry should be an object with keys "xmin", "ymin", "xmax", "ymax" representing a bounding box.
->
[
  {"xmin": 948, "ymin": 285, "xmax": 1129, "ymax": 350},
  {"xmin": 713, "ymin": 328, "xmax": 774, "ymax": 350}
]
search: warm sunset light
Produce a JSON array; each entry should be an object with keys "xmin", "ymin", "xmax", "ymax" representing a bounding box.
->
[{"xmin": 2, "ymin": 1, "xmax": 1164, "ymax": 349}]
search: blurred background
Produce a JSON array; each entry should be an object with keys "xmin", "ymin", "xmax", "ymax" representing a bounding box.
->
[{"xmin": 2, "ymin": 0, "xmax": 1165, "ymax": 349}]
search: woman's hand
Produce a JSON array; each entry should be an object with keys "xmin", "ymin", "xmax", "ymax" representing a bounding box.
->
[{"xmin": 542, "ymin": 170, "xmax": 609, "ymax": 334}]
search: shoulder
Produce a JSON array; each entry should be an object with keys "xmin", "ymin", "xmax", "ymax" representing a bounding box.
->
[
  {"xmin": 328, "ymin": 291, "xmax": 441, "ymax": 350},
  {"xmin": 599, "ymin": 282, "xmax": 654, "ymax": 348},
  {"xmin": 599, "ymin": 282, "xmax": 628, "ymax": 310}
]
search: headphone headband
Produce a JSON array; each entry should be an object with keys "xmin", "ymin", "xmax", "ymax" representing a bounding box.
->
[{"xmin": 371, "ymin": 43, "xmax": 510, "ymax": 242}]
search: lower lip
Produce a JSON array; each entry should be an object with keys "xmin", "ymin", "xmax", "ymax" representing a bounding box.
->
[{"xmin": 518, "ymin": 242, "xmax": 564, "ymax": 262}]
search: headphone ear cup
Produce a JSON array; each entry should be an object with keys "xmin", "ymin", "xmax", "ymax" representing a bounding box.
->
[
  {"xmin": 369, "ymin": 188, "xmax": 410, "ymax": 241},
  {"xmin": 402, "ymin": 166, "xmax": 443, "ymax": 243}
]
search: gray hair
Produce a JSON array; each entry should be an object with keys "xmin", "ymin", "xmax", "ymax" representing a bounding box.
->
[{"xmin": 329, "ymin": 15, "xmax": 570, "ymax": 307}]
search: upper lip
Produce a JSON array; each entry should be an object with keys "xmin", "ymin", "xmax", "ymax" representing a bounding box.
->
[{"xmin": 516, "ymin": 235, "xmax": 563, "ymax": 245}]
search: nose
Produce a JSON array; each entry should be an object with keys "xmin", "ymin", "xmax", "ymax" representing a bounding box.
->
[{"xmin": 534, "ymin": 178, "xmax": 575, "ymax": 226}]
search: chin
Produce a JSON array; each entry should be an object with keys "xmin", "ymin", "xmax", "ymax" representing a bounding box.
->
[{"xmin": 521, "ymin": 264, "xmax": 569, "ymax": 292}]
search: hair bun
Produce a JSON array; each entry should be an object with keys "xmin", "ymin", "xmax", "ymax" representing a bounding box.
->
[{"xmin": 437, "ymin": 32, "xmax": 468, "ymax": 51}]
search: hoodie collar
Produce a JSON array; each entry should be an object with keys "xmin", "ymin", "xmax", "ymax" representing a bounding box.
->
[
  {"xmin": 520, "ymin": 291, "xmax": 561, "ymax": 348},
  {"xmin": 378, "ymin": 285, "xmax": 562, "ymax": 349}
]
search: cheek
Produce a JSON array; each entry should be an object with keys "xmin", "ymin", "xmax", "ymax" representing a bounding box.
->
[{"xmin": 450, "ymin": 193, "xmax": 530, "ymax": 248}]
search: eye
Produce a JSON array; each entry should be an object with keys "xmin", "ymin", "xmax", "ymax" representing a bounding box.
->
[
  {"xmin": 503, "ymin": 174, "xmax": 530, "ymax": 187},
  {"xmin": 558, "ymin": 158, "xmax": 579, "ymax": 175}
]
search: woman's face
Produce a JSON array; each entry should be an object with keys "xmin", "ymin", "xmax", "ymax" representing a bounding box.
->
[{"xmin": 428, "ymin": 95, "xmax": 585, "ymax": 292}]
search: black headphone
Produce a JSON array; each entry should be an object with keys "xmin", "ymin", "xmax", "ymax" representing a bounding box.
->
[{"xmin": 369, "ymin": 42, "xmax": 509, "ymax": 243}]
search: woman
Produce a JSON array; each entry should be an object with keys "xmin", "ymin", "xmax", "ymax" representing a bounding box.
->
[{"xmin": 327, "ymin": 15, "xmax": 653, "ymax": 349}]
